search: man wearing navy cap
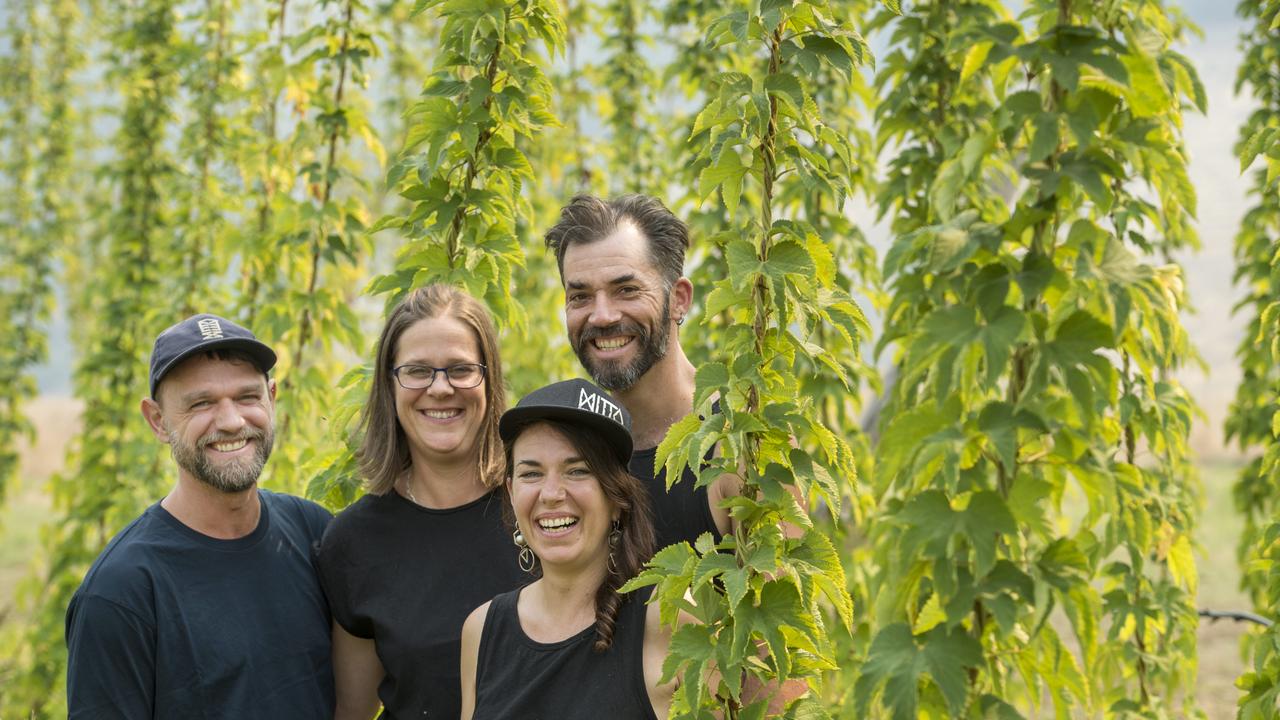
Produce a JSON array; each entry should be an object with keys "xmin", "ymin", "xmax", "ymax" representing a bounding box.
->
[{"xmin": 64, "ymin": 314, "xmax": 335, "ymax": 719}]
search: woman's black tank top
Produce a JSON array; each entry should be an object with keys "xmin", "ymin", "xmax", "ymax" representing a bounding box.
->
[{"xmin": 473, "ymin": 585, "xmax": 659, "ymax": 720}]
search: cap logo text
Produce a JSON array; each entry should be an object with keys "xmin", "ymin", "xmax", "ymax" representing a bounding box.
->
[
  {"xmin": 579, "ymin": 387, "xmax": 624, "ymax": 425},
  {"xmin": 197, "ymin": 318, "xmax": 224, "ymax": 339}
]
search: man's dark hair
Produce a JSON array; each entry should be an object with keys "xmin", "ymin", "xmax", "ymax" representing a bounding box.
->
[{"xmin": 544, "ymin": 194, "xmax": 690, "ymax": 288}]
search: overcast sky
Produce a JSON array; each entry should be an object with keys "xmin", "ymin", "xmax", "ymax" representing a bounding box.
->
[{"xmin": 1169, "ymin": 0, "xmax": 1253, "ymax": 457}]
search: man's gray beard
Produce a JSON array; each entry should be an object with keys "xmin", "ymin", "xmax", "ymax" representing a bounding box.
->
[
  {"xmin": 575, "ymin": 297, "xmax": 671, "ymax": 392},
  {"xmin": 169, "ymin": 428, "xmax": 274, "ymax": 493}
]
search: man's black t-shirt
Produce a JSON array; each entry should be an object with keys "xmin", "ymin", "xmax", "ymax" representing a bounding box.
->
[
  {"xmin": 316, "ymin": 488, "xmax": 524, "ymax": 720},
  {"xmin": 629, "ymin": 445, "xmax": 723, "ymax": 550},
  {"xmin": 64, "ymin": 490, "xmax": 335, "ymax": 719},
  {"xmin": 472, "ymin": 585, "xmax": 658, "ymax": 720}
]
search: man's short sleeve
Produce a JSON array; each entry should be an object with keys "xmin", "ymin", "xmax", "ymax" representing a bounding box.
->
[{"xmin": 65, "ymin": 593, "xmax": 156, "ymax": 719}]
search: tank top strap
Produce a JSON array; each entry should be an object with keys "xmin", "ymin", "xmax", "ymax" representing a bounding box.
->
[{"xmin": 475, "ymin": 587, "xmax": 522, "ymax": 687}]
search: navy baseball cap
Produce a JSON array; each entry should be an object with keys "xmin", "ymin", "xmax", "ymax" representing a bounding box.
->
[
  {"xmin": 499, "ymin": 378, "xmax": 633, "ymax": 464},
  {"xmin": 149, "ymin": 314, "xmax": 277, "ymax": 398}
]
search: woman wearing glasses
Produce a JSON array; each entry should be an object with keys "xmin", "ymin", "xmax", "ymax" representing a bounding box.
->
[{"xmin": 317, "ymin": 284, "xmax": 525, "ymax": 720}]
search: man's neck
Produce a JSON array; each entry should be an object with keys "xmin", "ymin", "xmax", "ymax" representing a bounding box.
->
[
  {"xmin": 161, "ymin": 475, "xmax": 261, "ymax": 540},
  {"xmin": 616, "ymin": 345, "xmax": 696, "ymax": 451}
]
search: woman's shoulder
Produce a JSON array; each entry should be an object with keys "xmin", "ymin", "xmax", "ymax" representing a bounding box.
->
[
  {"xmin": 463, "ymin": 597, "xmax": 495, "ymax": 639},
  {"xmin": 317, "ymin": 492, "xmax": 398, "ymax": 553}
]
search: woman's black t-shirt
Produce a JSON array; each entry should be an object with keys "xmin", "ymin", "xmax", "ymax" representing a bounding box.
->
[
  {"xmin": 472, "ymin": 585, "xmax": 658, "ymax": 720},
  {"xmin": 316, "ymin": 489, "xmax": 524, "ymax": 720}
]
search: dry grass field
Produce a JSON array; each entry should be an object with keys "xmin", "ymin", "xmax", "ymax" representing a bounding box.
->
[
  {"xmin": 0, "ymin": 396, "xmax": 81, "ymax": 622},
  {"xmin": 1195, "ymin": 461, "xmax": 1254, "ymax": 720},
  {"xmin": 0, "ymin": 397, "xmax": 1257, "ymax": 717}
]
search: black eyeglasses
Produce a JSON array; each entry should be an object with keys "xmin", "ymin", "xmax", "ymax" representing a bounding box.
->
[{"xmin": 392, "ymin": 363, "xmax": 487, "ymax": 390}]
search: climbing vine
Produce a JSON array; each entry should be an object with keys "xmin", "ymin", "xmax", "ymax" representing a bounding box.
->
[
  {"xmin": 1230, "ymin": 0, "xmax": 1280, "ymax": 716},
  {"xmin": 862, "ymin": 0, "xmax": 1202, "ymax": 716},
  {"xmin": 1, "ymin": 0, "xmax": 181, "ymax": 713},
  {"xmin": 629, "ymin": 1, "xmax": 872, "ymax": 717}
]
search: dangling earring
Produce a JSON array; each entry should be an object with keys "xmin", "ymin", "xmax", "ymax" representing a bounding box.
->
[
  {"xmin": 676, "ymin": 315, "xmax": 686, "ymax": 327},
  {"xmin": 513, "ymin": 528, "xmax": 536, "ymax": 574},
  {"xmin": 607, "ymin": 519, "xmax": 622, "ymax": 577}
]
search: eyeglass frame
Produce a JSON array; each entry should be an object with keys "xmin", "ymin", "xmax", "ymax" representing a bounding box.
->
[{"xmin": 391, "ymin": 363, "xmax": 488, "ymax": 391}]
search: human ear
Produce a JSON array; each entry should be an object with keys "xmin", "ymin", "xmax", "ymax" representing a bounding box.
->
[
  {"xmin": 140, "ymin": 397, "xmax": 170, "ymax": 442},
  {"xmin": 671, "ymin": 277, "xmax": 693, "ymax": 323}
]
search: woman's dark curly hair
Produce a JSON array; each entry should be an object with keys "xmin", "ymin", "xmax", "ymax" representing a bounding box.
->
[{"xmin": 503, "ymin": 419, "xmax": 655, "ymax": 652}]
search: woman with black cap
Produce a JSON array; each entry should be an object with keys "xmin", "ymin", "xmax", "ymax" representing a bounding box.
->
[{"xmin": 458, "ymin": 378, "xmax": 679, "ymax": 719}]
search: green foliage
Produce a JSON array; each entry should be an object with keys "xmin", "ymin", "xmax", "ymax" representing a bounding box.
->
[
  {"xmin": 0, "ymin": 0, "xmax": 45, "ymax": 514},
  {"xmin": 1232, "ymin": 246, "xmax": 1280, "ymax": 720},
  {"xmin": 504, "ymin": 0, "xmax": 593, "ymax": 399},
  {"xmin": 862, "ymin": 0, "xmax": 1203, "ymax": 717},
  {"xmin": 0, "ymin": 0, "xmax": 1229, "ymax": 716},
  {"xmin": 1231, "ymin": 1, "xmax": 1280, "ymax": 717},
  {"xmin": 309, "ymin": 0, "xmax": 567, "ymax": 505},
  {"xmin": 625, "ymin": 1, "xmax": 875, "ymax": 717},
  {"xmin": 0, "ymin": 0, "xmax": 388, "ymax": 708},
  {"xmin": 1, "ymin": 0, "xmax": 181, "ymax": 712},
  {"xmin": 593, "ymin": 0, "xmax": 664, "ymax": 193},
  {"xmin": 256, "ymin": 0, "xmax": 377, "ymax": 498},
  {"xmin": 370, "ymin": 0, "xmax": 565, "ymax": 323}
]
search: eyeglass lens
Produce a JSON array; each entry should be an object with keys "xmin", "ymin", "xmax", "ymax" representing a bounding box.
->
[{"xmin": 395, "ymin": 364, "xmax": 485, "ymax": 390}]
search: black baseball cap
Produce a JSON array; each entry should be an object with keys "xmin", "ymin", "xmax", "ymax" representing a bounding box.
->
[
  {"xmin": 149, "ymin": 313, "xmax": 277, "ymax": 398},
  {"xmin": 499, "ymin": 378, "xmax": 633, "ymax": 464}
]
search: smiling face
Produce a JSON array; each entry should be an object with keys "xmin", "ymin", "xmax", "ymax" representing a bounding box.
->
[
  {"xmin": 561, "ymin": 223, "xmax": 676, "ymax": 392},
  {"xmin": 392, "ymin": 315, "xmax": 487, "ymax": 466},
  {"xmin": 508, "ymin": 422, "xmax": 618, "ymax": 573},
  {"xmin": 148, "ymin": 354, "xmax": 275, "ymax": 493}
]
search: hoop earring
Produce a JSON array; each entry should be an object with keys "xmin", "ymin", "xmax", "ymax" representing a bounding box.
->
[
  {"xmin": 607, "ymin": 520, "xmax": 622, "ymax": 577},
  {"xmin": 513, "ymin": 528, "xmax": 537, "ymax": 574}
]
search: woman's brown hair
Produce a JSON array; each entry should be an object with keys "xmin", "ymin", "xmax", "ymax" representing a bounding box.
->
[
  {"xmin": 503, "ymin": 419, "xmax": 656, "ymax": 652},
  {"xmin": 358, "ymin": 284, "xmax": 507, "ymax": 494}
]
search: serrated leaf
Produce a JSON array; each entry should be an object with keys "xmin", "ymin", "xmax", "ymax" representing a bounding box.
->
[
  {"xmin": 694, "ymin": 362, "xmax": 729, "ymax": 409},
  {"xmin": 959, "ymin": 42, "xmax": 993, "ymax": 85},
  {"xmin": 912, "ymin": 593, "xmax": 945, "ymax": 634},
  {"xmin": 1167, "ymin": 533, "xmax": 1197, "ymax": 594},
  {"xmin": 855, "ymin": 623, "xmax": 982, "ymax": 719},
  {"xmin": 667, "ymin": 623, "xmax": 715, "ymax": 676},
  {"xmin": 656, "ymin": 413, "xmax": 702, "ymax": 491},
  {"xmin": 704, "ymin": 283, "xmax": 750, "ymax": 318},
  {"xmin": 801, "ymin": 36, "xmax": 854, "ymax": 78},
  {"xmin": 764, "ymin": 240, "xmax": 816, "ymax": 285},
  {"xmin": 1097, "ymin": 236, "xmax": 1151, "ymax": 285},
  {"xmin": 1061, "ymin": 158, "xmax": 1115, "ymax": 211},
  {"xmin": 786, "ymin": 697, "xmax": 834, "ymax": 720},
  {"xmin": 1044, "ymin": 311, "xmax": 1113, "ymax": 369},
  {"xmin": 726, "ymin": 237, "xmax": 763, "ymax": 291},
  {"xmin": 765, "ymin": 73, "xmax": 807, "ymax": 115},
  {"xmin": 1028, "ymin": 113, "xmax": 1059, "ymax": 162}
]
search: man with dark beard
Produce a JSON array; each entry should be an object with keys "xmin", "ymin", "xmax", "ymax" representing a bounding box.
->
[
  {"xmin": 544, "ymin": 195, "xmax": 737, "ymax": 549},
  {"xmin": 65, "ymin": 314, "xmax": 334, "ymax": 719}
]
